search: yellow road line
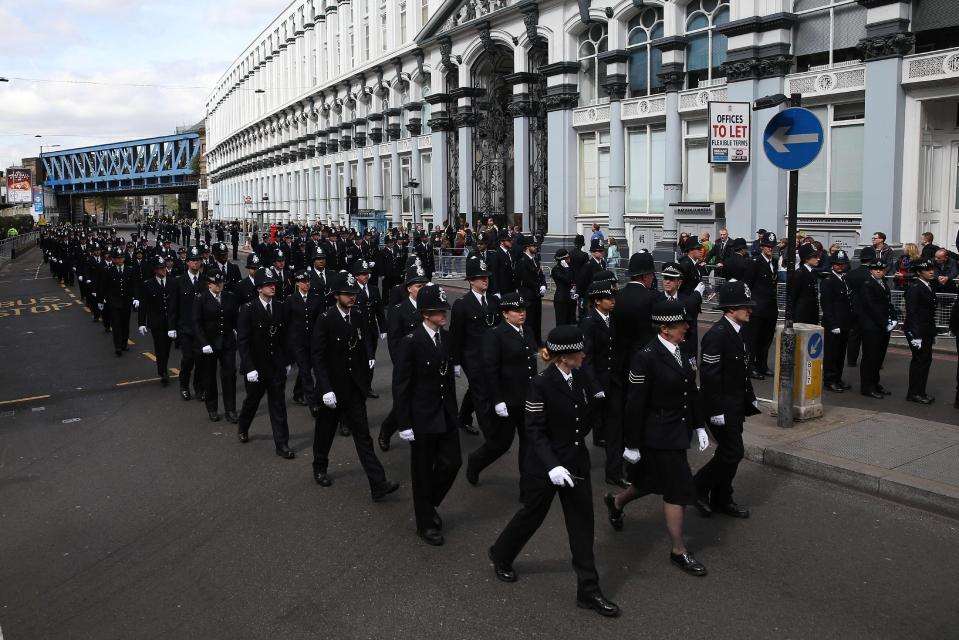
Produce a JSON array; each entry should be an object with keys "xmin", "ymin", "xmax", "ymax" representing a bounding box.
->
[
  {"xmin": 82, "ymin": 307, "xmax": 91, "ymax": 313},
  {"xmin": 0, "ymin": 394, "xmax": 51, "ymax": 406},
  {"xmin": 142, "ymin": 352, "xmax": 157, "ymax": 362},
  {"xmin": 116, "ymin": 372, "xmax": 178, "ymax": 387},
  {"xmin": 127, "ymin": 339, "xmax": 135, "ymax": 345},
  {"xmin": 169, "ymin": 368, "xmax": 180, "ymax": 375}
]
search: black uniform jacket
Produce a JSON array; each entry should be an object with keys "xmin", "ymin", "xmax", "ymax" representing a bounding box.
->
[
  {"xmin": 612, "ymin": 281, "xmax": 658, "ymax": 358},
  {"xmin": 523, "ymin": 365, "xmax": 592, "ymax": 477},
  {"xmin": 579, "ymin": 308, "xmax": 616, "ymax": 395},
  {"xmin": 392, "ymin": 325, "xmax": 458, "ymax": 435},
  {"xmin": 677, "ymin": 255, "xmax": 703, "ymax": 296},
  {"xmin": 192, "ymin": 289, "xmax": 238, "ymax": 352},
  {"xmin": 168, "ymin": 272, "xmax": 205, "ymax": 336},
  {"xmin": 489, "ymin": 246, "xmax": 517, "ymax": 296},
  {"xmin": 235, "ymin": 275, "xmax": 257, "ymax": 307},
  {"xmin": 550, "ymin": 262, "xmax": 574, "ymax": 303},
  {"xmin": 449, "ymin": 290, "xmax": 496, "ymax": 367},
  {"xmin": 857, "ymin": 276, "xmax": 897, "ymax": 333},
  {"xmin": 516, "ymin": 252, "xmax": 545, "ymax": 300},
  {"xmin": 789, "ymin": 265, "xmax": 821, "ymax": 325},
  {"xmin": 237, "ymin": 299, "xmax": 291, "ymax": 378},
  {"xmin": 97, "ymin": 264, "xmax": 135, "ymax": 307},
  {"xmin": 576, "ymin": 257, "xmax": 606, "ymax": 294},
  {"xmin": 624, "ymin": 337, "xmax": 704, "ymax": 450},
  {"xmin": 820, "ymin": 272, "xmax": 854, "ymax": 331},
  {"xmin": 748, "ymin": 255, "xmax": 779, "ymax": 319},
  {"xmin": 284, "ymin": 289, "xmax": 324, "ymax": 354},
  {"xmin": 204, "ymin": 260, "xmax": 242, "ymax": 293},
  {"xmin": 387, "ymin": 297, "xmax": 420, "ymax": 359},
  {"xmin": 357, "ymin": 283, "xmax": 387, "ymax": 340},
  {"xmin": 699, "ymin": 317, "xmax": 760, "ymax": 425},
  {"xmin": 482, "ymin": 322, "xmax": 538, "ymax": 408},
  {"xmin": 137, "ymin": 277, "xmax": 175, "ymax": 330},
  {"xmin": 904, "ymin": 280, "xmax": 937, "ymax": 341},
  {"xmin": 311, "ymin": 306, "xmax": 373, "ymax": 396}
]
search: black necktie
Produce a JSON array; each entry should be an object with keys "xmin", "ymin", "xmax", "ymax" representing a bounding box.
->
[
  {"xmin": 566, "ymin": 375, "xmax": 573, "ymax": 390},
  {"xmin": 266, "ymin": 302, "xmax": 272, "ymax": 319},
  {"xmin": 481, "ymin": 295, "xmax": 488, "ymax": 314},
  {"xmin": 434, "ymin": 332, "xmax": 441, "ymax": 349}
]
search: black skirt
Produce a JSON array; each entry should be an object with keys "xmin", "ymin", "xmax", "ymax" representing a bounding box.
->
[{"xmin": 626, "ymin": 448, "xmax": 696, "ymax": 506}]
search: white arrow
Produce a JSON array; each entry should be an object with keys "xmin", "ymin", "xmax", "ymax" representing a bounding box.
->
[{"xmin": 767, "ymin": 126, "xmax": 820, "ymax": 153}]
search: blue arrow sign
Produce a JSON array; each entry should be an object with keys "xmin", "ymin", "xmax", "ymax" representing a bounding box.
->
[{"xmin": 762, "ymin": 107, "xmax": 824, "ymax": 171}]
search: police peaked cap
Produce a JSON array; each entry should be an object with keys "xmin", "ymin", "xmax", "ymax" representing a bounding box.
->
[
  {"xmin": 661, "ymin": 262, "xmax": 684, "ymax": 279},
  {"xmin": 798, "ymin": 243, "xmax": 819, "ymax": 261},
  {"xmin": 716, "ymin": 280, "xmax": 756, "ymax": 309},
  {"xmin": 498, "ymin": 292, "xmax": 528, "ymax": 311},
  {"xmin": 682, "ymin": 237, "xmax": 704, "ymax": 252},
  {"xmin": 293, "ymin": 269, "xmax": 310, "ymax": 283},
  {"xmin": 465, "ymin": 256, "xmax": 491, "ymax": 280},
  {"xmin": 253, "ymin": 268, "xmax": 279, "ymax": 288},
  {"xmin": 351, "ymin": 259, "xmax": 372, "ymax": 276},
  {"xmin": 417, "ymin": 284, "xmax": 450, "ymax": 312},
  {"xmin": 545, "ymin": 325, "xmax": 584, "ymax": 354},
  {"xmin": 554, "ymin": 249, "xmax": 570, "ymax": 261},
  {"xmin": 651, "ymin": 299, "xmax": 688, "ymax": 324},
  {"xmin": 206, "ymin": 270, "xmax": 225, "ymax": 284},
  {"xmin": 911, "ymin": 258, "xmax": 935, "ymax": 271},
  {"xmin": 626, "ymin": 252, "xmax": 655, "ymax": 276},
  {"xmin": 309, "ymin": 247, "xmax": 327, "ymax": 261},
  {"xmin": 587, "ymin": 281, "xmax": 614, "ymax": 299},
  {"xmin": 246, "ymin": 253, "xmax": 261, "ymax": 269}
]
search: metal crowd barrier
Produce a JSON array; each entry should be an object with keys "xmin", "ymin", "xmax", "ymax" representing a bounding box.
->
[{"xmin": 0, "ymin": 230, "xmax": 40, "ymax": 262}]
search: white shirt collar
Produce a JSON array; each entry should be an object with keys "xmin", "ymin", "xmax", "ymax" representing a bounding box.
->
[
  {"xmin": 258, "ymin": 296, "xmax": 272, "ymax": 309},
  {"xmin": 726, "ymin": 316, "xmax": 742, "ymax": 333},
  {"xmin": 557, "ymin": 366, "xmax": 573, "ymax": 384},
  {"xmin": 920, "ymin": 279, "xmax": 932, "ymax": 290},
  {"xmin": 408, "ymin": 296, "xmax": 417, "ymax": 309},
  {"xmin": 472, "ymin": 289, "xmax": 487, "ymax": 305},
  {"xmin": 804, "ymin": 264, "xmax": 814, "ymax": 272},
  {"xmin": 337, "ymin": 305, "xmax": 351, "ymax": 320},
  {"xmin": 508, "ymin": 321, "xmax": 524, "ymax": 334},
  {"xmin": 422, "ymin": 322, "xmax": 438, "ymax": 340},
  {"xmin": 595, "ymin": 309, "xmax": 610, "ymax": 324},
  {"xmin": 657, "ymin": 334, "xmax": 680, "ymax": 357}
]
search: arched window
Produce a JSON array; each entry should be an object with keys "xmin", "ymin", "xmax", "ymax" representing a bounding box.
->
[
  {"xmin": 627, "ymin": 7, "xmax": 664, "ymax": 98},
  {"xmin": 578, "ymin": 22, "xmax": 608, "ymax": 105},
  {"xmin": 685, "ymin": 0, "xmax": 729, "ymax": 88}
]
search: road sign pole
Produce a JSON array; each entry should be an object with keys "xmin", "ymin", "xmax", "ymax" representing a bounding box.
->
[{"xmin": 777, "ymin": 93, "xmax": 802, "ymax": 428}]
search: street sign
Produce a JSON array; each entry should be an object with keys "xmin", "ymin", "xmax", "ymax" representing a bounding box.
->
[
  {"xmin": 762, "ymin": 107, "xmax": 824, "ymax": 171},
  {"xmin": 708, "ymin": 101, "xmax": 751, "ymax": 164}
]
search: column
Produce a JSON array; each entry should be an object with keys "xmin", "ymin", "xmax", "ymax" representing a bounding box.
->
[
  {"xmin": 406, "ymin": 103, "xmax": 424, "ymax": 225},
  {"xmin": 317, "ymin": 155, "xmax": 328, "ymax": 219},
  {"xmin": 387, "ymin": 107, "xmax": 403, "ymax": 225},
  {"xmin": 506, "ymin": 74, "xmax": 533, "ymax": 231},
  {"xmin": 452, "ymin": 89, "xmax": 480, "ymax": 225},
  {"xmin": 299, "ymin": 169, "xmax": 307, "ymax": 221},
  {"xmin": 356, "ymin": 151, "xmax": 368, "ymax": 211},
  {"xmin": 426, "ymin": 94, "xmax": 451, "ymax": 226},
  {"xmin": 600, "ymin": 50, "xmax": 629, "ymax": 250},
  {"xmin": 368, "ymin": 113, "xmax": 385, "ymax": 211},
  {"xmin": 540, "ymin": 62, "xmax": 580, "ymax": 253},
  {"xmin": 331, "ymin": 160, "xmax": 340, "ymax": 220}
]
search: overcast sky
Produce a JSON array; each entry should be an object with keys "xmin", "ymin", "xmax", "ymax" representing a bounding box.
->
[{"xmin": 0, "ymin": 0, "xmax": 290, "ymax": 169}]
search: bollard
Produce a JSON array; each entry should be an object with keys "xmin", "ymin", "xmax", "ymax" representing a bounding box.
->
[{"xmin": 773, "ymin": 322, "xmax": 824, "ymax": 422}]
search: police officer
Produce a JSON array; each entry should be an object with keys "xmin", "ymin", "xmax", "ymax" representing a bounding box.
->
[
  {"xmin": 677, "ymin": 237, "xmax": 704, "ymax": 297},
  {"xmin": 193, "ymin": 270, "xmax": 239, "ymax": 423},
  {"xmin": 820, "ymin": 249, "xmax": 854, "ymax": 393},
  {"xmin": 207, "ymin": 242, "xmax": 241, "ymax": 293},
  {"xmin": 488, "ymin": 325, "xmax": 621, "ymax": 618},
  {"xmin": 551, "ymin": 249, "xmax": 576, "ymax": 326},
  {"xmin": 857, "ymin": 258, "xmax": 898, "ymax": 399},
  {"xmin": 236, "ymin": 253, "xmax": 262, "ymax": 307},
  {"xmin": 392, "ymin": 284, "xmax": 462, "ymax": 546},
  {"xmin": 613, "ymin": 252, "xmax": 657, "ymax": 358},
  {"xmin": 307, "ymin": 247, "xmax": 334, "ymax": 307},
  {"xmin": 236, "ymin": 269, "xmax": 295, "ymax": 458},
  {"xmin": 748, "ymin": 232, "xmax": 779, "ymax": 378},
  {"xmin": 137, "ymin": 256, "xmax": 175, "ymax": 386},
  {"xmin": 449, "ymin": 256, "xmax": 496, "ymax": 438},
  {"xmin": 515, "ymin": 236, "xmax": 547, "ymax": 344},
  {"xmin": 353, "ymin": 259, "xmax": 387, "ymax": 398},
  {"xmin": 693, "ymin": 281, "xmax": 760, "ymax": 519},
  {"xmin": 285, "ymin": 270, "xmax": 323, "ymax": 412},
  {"xmin": 576, "ymin": 239, "xmax": 607, "ymax": 319},
  {"xmin": 659, "ymin": 263, "xmax": 704, "ymax": 359},
  {"xmin": 845, "ymin": 247, "xmax": 876, "ymax": 368},
  {"xmin": 269, "ymin": 249, "xmax": 293, "ymax": 301},
  {"xmin": 604, "ymin": 299, "xmax": 710, "ymax": 577},
  {"xmin": 310, "ymin": 272, "xmax": 401, "ymax": 500},
  {"xmin": 904, "ymin": 258, "xmax": 937, "ymax": 404},
  {"xmin": 790, "ymin": 243, "xmax": 822, "ymax": 324},
  {"xmin": 490, "ymin": 233, "xmax": 517, "ymax": 297},
  {"xmin": 168, "ymin": 246, "xmax": 206, "ymax": 401},
  {"xmin": 99, "ymin": 248, "xmax": 137, "ymax": 356},
  {"xmin": 230, "ymin": 223, "xmax": 240, "ymax": 261}
]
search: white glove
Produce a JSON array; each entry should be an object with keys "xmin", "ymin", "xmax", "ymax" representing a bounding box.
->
[
  {"xmin": 593, "ymin": 391, "xmax": 606, "ymax": 399},
  {"xmin": 167, "ymin": 330, "xmax": 177, "ymax": 339},
  {"xmin": 138, "ymin": 326, "xmax": 148, "ymax": 336},
  {"xmin": 539, "ymin": 285, "xmax": 546, "ymax": 296},
  {"xmin": 454, "ymin": 365, "xmax": 462, "ymax": 378},
  {"xmin": 246, "ymin": 370, "xmax": 259, "ymax": 383},
  {"xmin": 830, "ymin": 327, "xmax": 840, "ymax": 334},
  {"xmin": 886, "ymin": 320, "xmax": 897, "ymax": 332},
  {"xmin": 560, "ymin": 260, "xmax": 569, "ymax": 268},
  {"xmin": 78, "ymin": 276, "xmax": 83, "ymax": 282},
  {"xmin": 379, "ymin": 332, "xmax": 387, "ymax": 340},
  {"xmin": 694, "ymin": 282, "xmax": 706, "ymax": 295},
  {"xmin": 399, "ymin": 429, "xmax": 415, "ymax": 442},
  {"xmin": 97, "ymin": 303, "xmax": 104, "ymax": 310},
  {"xmin": 72, "ymin": 266, "xmax": 77, "ymax": 271},
  {"xmin": 548, "ymin": 466, "xmax": 575, "ymax": 487},
  {"xmin": 91, "ymin": 292, "xmax": 96, "ymax": 297},
  {"xmin": 201, "ymin": 345, "xmax": 213, "ymax": 354},
  {"xmin": 709, "ymin": 414, "xmax": 725, "ymax": 427},
  {"xmin": 322, "ymin": 392, "xmax": 337, "ymax": 408},
  {"xmin": 132, "ymin": 299, "xmax": 140, "ymax": 309},
  {"xmin": 494, "ymin": 402, "xmax": 508, "ymax": 417},
  {"xmin": 752, "ymin": 399, "xmax": 760, "ymax": 410},
  {"xmin": 285, "ymin": 365, "xmax": 292, "ymax": 375},
  {"xmin": 696, "ymin": 428, "xmax": 709, "ymax": 451},
  {"xmin": 910, "ymin": 339, "xmax": 922, "ymax": 349},
  {"xmin": 368, "ymin": 359, "xmax": 375, "ymax": 369},
  {"xmin": 623, "ymin": 448, "xmax": 641, "ymax": 463},
  {"xmin": 571, "ymin": 293, "xmax": 579, "ymax": 301},
  {"xmin": 493, "ymin": 292, "xmax": 501, "ymax": 298},
  {"xmin": 369, "ymin": 261, "xmax": 375, "ymax": 267}
]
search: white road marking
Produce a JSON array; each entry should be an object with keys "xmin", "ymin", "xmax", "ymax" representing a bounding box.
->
[{"xmin": 62, "ymin": 417, "xmax": 81, "ymax": 424}]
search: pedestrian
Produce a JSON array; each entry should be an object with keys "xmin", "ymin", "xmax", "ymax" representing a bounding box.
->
[
  {"xmin": 285, "ymin": 270, "xmax": 324, "ymax": 413},
  {"xmin": 845, "ymin": 246, "xmax": 876, "ymax": 368},
  {"xmin": 168, "ymin": 246, "xmax": 206, "ymax": 401},
  {"xmin": 603, "ymin": 299, "xmax": 710, "ymax": 577},
  {"xmin": 488, "ymin": 325, "xmax": 621, "ymax": 618},
  {"xmin": 137, "ymin": 255, "xmax": 175, "ymax": 386},
  {"xmin": 820, "ymin": 249, "xmax": 854, "ymax": 393},
  {"xmin": 391, "ymin": 284, "xmax": 462, "ymax": 546},
  {"xmin": 606, "ymin": 237, "xmax": 621, "ymax": 269},
  {"xmin": 693, "ymin": 281, "xmax": 761, "ymax": 519},
  {"xmin": 236, "ymin": 269, "xmax": 296, "ymax": 458},
  {"xmin": 515, "ymin": 235, "xmax": 546, "ymax": 344},
  {"xmin": 789, "ymin": 242, "xmax": 822, "ymax": 324},
  {"xmin": 353, "ymin": 259, "xmax": 387, "ymax": 398},
  {"xmin": 98, "ymin": 248, "xmax": 136, "ymax": 357},
  {"xmin": 904, "ymin": 258, "xmax": 937, "ymax": 404},
  {"xmin": 193, "ymin": 270, "xmax": 239, "ymax": 423},
  {"xmin": 857, "ymin": 258, "xmax": 897, "ymax": 399},
  {"xmin": 659, "ymin": 262, "xmax": 704, "ymax": 359}
]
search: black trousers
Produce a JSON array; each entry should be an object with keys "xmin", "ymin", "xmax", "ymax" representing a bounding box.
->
[
  {"xmin": 291, "ymin": 348, "xmax": 315, "ymax": 406},
  {"xmin": 824, "ymin": 328, "xmax": 850, "ymax": 385},
  {"xmin": 693, "ymin": 421, "xmax": 745, "ymax": 505},
  {"xmin": 907, "ymin": 337, "xmax": 933, "ymax": 397},
  {"xmin": 238, "ymin": 375, "xmax": 290, "ymax": 447},
  {"xmin": 311, "ymin": 383, "xmax": 387, "ymax": 490},
  {"xmin": 177, "ymin": 334, "xmax": 200, "ymax": 391},
  {"xmin": 554, "ymin": 300, "xmax": 576, "ymax": 327},
  {"xmin": 526, "ymin": 298, "xmax": 543, "ymax": 345},
  {"xmin": 459, "ymin": 363, "xmax": 492, "ymax": 432},
  {"xmin": 846, "ymin": 325, "xmax": 862, "ymax": 367},
  {"xmin": 201, "ymin": 348, "xmax": 237, "ymax": 413},
  {"xmin": 150, "ymin": 329, "xmax": 172, "ymax": 377},
  {"xmin": 410, "ymin": 425, "xmax": 462, "ymax": 530},
  {"xmin": 109, "ymin": 304, "xmax": 131, "ymax": 351},
  {"xmin": 468, "ymin": 407, "xmax": 526, "ymax": 478},
  {"xmin": 752, "ymin": 314, "xmax": 777, "ymax": 372},
  {"xmin": 491, "ymin": 471, "xmax": 600, "ymax": 597},
  {"xmin": 859, "ymin": 330, "xmax": 890, "ymax": 393},
  {"xmin": 600, "ymin": 386, "xmax": 625, "ymax": 482},
  {"xmin": 232, "ymin": 242, "xmax": 238, "ymax": 261}
]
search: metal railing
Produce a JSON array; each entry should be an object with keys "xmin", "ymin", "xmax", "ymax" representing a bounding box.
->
[{"xmin": 0, "ymin": 230, "xmax": 40, "ymax": 261}]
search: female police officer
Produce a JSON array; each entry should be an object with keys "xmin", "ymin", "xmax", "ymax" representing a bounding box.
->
[
  {"xmin": 603, "ymin": 299, "xmax": 710, "ymax": 577},
  {"xmin": 488, "ymin": 325, "xmax": 620, "ymax": 618}
]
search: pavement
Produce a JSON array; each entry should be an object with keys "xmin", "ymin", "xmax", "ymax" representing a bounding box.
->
[{"xmin": 1, "ymin": 245, "xmax": 958, "ymax": 639}]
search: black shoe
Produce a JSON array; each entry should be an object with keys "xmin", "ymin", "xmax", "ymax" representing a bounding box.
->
[
  {"xmin": 465, "ymin": 461, "xmax": 479, "ymax": 486},
  {"xmin": 115, "ymin": 349, "xmax": 122, "ymax": 357},
  {"xmin": 693, "ymin": 495, "xmax": 713, "ymax": 518},
  {"xmin": 378, "ymin": 430, "xmax": 391, "ymax": 452},
  {"xmin": 339, "ymin": 424, "xmax": 351, "ymax": 437},
  {"xmin": 460, "ymin": 422, "xmax": 480, "ymax": 435},
  {"xmin": 208, "ymin": 412, "xmax": 221, "ymax": 422},
  {"xmin": 432, "ymin": 513, "xmax": 443, "ymax": 530},
  {"xmin": 826, "ymin": 382, "xmax": 845, "ymax": 393},
  {"xmin": 603, "ymin": 493, "xmax": 624, "ymax": 532},
  {"xmin": 371, "ymin": 480, "xmax": 399, "ymax": 502},
  {"xmin": 749, "ymin": 369, "xmax": 766, "ymax": 380},
  {"xmin": 180, "ymin": 388, "xmax": 192, "ymax": 401},
  {"xmin": 488, "ymin": 547, "xmax": 517, "ymax": 583},
  {"xmin": 862, "ymin": 390, "xmax": 885, "ymax": 399},
  {"xmin": 196, "ymin": 391, "xmax": 206, "ymax": 402},
  {"xmin": 417, "ymin": 528, "xmax": 444, "ymax": 546},
  {"xmin": 160, "ymin": 375, "xmax": 170, "ymax": 387},
  {"xmin": 576, "ymin": 593, "xmax": 621, "ymax": 618},
  {"xmin": 839, "ymin": 381, "xmax": 852, "ymax": 390},
  {"xmin": 670, "ymin": 551, "xmax": 708, "ymax": 576},
  {"xmin": 906, "ymin": 394, "xmax": 935, "ymax": 405},
  {"xmin": 712, "ymin": 501, "xmax": 750, "ymax": 518},
  {"xmin": 225, "ymin": 411, "xmax": 238, "ymax": 424},
  {"xmin": 762, "ymin": 368, "xmax": 775, "ymax": 377},
  {"xmin": 876, "ymin": 385, "xmax": 892, "ymax": 396},
  {"xmin": 122, "ymin": 345, "xmax": 129, "ymax": 351},
  {"xmin": 275, "ymin": 445, "xmax": 295, "ymax": 459},
  {"xmin": 366, "ymin": 391, "xmax": 379, "ymax": 399},
  {"xmin": 292, "ymin": 394, "xmax": 306, "ymax": 406},
  {"xmin": 314, "ymin": 472, "xmax": 332, "ymax": 487},
  {"xmin": 238, "ymin": 431, "xmax": 249, "ymax": 443},
  {"xmin": 605, "ymin": 477, "xmax": 630, "ymax": 489}
]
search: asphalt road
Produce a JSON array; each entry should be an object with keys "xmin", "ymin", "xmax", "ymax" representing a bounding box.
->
[{"xmin": 1, "ymin": 249, "xmax": 958, "ymax": 640}]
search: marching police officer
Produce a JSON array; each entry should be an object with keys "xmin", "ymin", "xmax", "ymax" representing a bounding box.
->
[
  {"xmin": 306, "ymin": 247, "xmax": 334, "ymax": 307},
  {"xmin": 576, "ymin": 239, "xmax": 607, "ymax": 319},
  {"xmin": 790, "ymin": 243, "xmax": 822, "ymax": 324},
  {"xmin": 845, "ymin": 247, "xmax": 876, "ymax": 368},
  {"xmin": 236, "ymin": 253, "xmax": 262, "ymax": 307},
  {"xmin": 236, "ymin": 269, "xmax": 295, "ymax": 458},
  {"xmin": 269, "ymin": 249, "xmax": 293, "ymax": 301},
  {"xmin": 659, "ymin": 262, "xmax": 704, "ymax": 359},
  {"xmin": 285, "ymin": 270, "xmax": 323, "ymax": 412},
  {"xmin": 613, "ymin": 252, "xmax": 657, "ymax": 358},
  {"xmin": 677, "ymin": 237, "xmax": 704, "ymax": 296},
  {"xmin": 353, "ymin": 259, "xmax": 387, "ymax": 398},
  {"xmin": 490, "ymin": 233, "xmax": 517, "ymax": 297},
  {"xmin": 820, "ymin": 250, "xmax": 854, "ymax": 393},
  {"xmin": 515, "ymin": 237, "xmax": 547, "ymax": 344},
  {"xmin": 137, "ymin": 256, "xmax": 175, "ymax": 385},
  {"xmin": 310, "ymin": 272, "xmax": 401, "ymax": 500},
  {"xmin": 488, "ymin": 325, "xmax": 621, "ymax": 618},
  {"xmin": 193, "ymin": 270, "xmax": 239, "ymax": 423},
  {"xmin": 207, "ymin": 242, "xmax": 241, "ymax": 293},
  {"xmin": 693, "ymin": 281, "xmax": 760, "ymax": 519},
  {"xmin": 551, "ymin": 249, "xmax": 576, "ymax": 326},
  {"xmin": 747, "ymin": 232, "xmax": 779, "ymax": 378},
  {"xmin": 99, "ymin": 248, "xmax": 137, "ymax": 356},
  {"xmin": 857, "ymin": 258, "xmax": 897, "ymax": 399},
  {"xmin": 391, "ymin": 284, "xmax": 462, "ymax": 546},
  {"xmin": 168, "ymin": 246, "xmax": 206, "ymax": 401},
  {"xmin": 904, "ymin": 258, "xmax": 937, "ymax": 404}
]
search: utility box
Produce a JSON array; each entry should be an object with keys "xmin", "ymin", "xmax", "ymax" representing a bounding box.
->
[{"xmin": 773, "ymin": 323, "xmax": 824, "ymax": 421}]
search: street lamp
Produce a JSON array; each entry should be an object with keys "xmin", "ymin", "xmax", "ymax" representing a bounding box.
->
[{"xmin": 407, "ymin": 179, "xmax": 419, "ymax": 229}]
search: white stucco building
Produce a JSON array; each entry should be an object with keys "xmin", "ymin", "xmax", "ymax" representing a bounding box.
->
[{"xmin": 206, "ymin": 0, "xmax": 959, "ymax": 252}]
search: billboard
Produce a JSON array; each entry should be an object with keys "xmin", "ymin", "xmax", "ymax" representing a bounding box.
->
[
  {"xmin": 707, "ymin": 101, "xmax": 751, "ymax": 164},
  {"xmin": 33, "ymin": 187, "xmax": 44, "ymax": 213},
  {"xmin": 6, "ymin": 168, "xmax": 32, "ymax": 204}
]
